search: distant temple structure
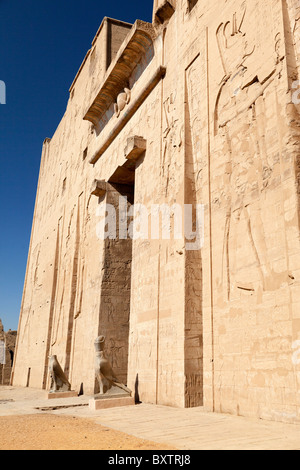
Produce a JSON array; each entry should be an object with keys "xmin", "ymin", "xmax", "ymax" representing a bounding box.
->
[
  {"xmin": 0, "ymin": 319, "xmax": 17, "ymax": 385},
  {"xmin": 12, "ymin": 0, "xmax": 300, "ymax": 423}
]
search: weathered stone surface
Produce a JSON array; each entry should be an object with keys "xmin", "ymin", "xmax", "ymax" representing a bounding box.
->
[
  {"xmin": 0, "ymin": 319, "xmax": 17, "ymax": 386},
  {"xmin": 89, "ymin": 396, "xmax": 135, "ymax": 411},
  {"xmin": 90, "ymin": 180, "xmax": 107, "ymax": 198},
  {"xmin": 94, "ymin": 335, "xmax": 132, "ymax": 397},
  {"xmin": 46, "ymin": 391, "xmax": 78, "ymax": 400},
  {"xmin": 124, "ymin": 136, "xmax": 147, "ymax": 162},
  {"xmin": 12, "ymin": 0, "xmax": 300, "ymax": 423},
  {"xmin": 153, "ymin": 1, "xmax": 175, "ymax": 25},
  {"xmin": 48, "ymin": 355, "xmax": 72, "ymax": 393}
]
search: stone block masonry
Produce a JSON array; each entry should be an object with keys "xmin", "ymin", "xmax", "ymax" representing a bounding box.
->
[{"xmin": 12, "ymin": 0, "xmax": 300, "ymax": 424}]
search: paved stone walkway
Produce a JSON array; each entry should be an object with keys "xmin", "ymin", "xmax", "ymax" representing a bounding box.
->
[{"xmin": 0, "ymin": 386, "xmax": 299, "ymax": 450}]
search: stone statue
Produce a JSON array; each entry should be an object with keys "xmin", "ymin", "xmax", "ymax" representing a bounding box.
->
[
  {"xmin": 94, "ymin": 336, "xmax": 131, "ymax": 396},
  {"xmin": 48, "ymin": 355, "xmax": 71, "ymax": 393}
]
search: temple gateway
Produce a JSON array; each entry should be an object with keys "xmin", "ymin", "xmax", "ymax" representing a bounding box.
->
[{"xmin": 12, "ymin": 0, "xmax": 300, "ymax": 424}]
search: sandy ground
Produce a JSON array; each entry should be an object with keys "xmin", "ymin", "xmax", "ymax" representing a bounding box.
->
[
  {"xmin": 0, "ymin": 414, "xmax": 175, "ymax": 451},
  {"xmin": 1, "ymin": 387, "xmax": 299, "ymax": 450}
]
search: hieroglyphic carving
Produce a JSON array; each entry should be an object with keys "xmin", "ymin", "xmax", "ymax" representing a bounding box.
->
[
  {"xmin": 51, "ymin": 208, "xmax": 76, "ymax": 349},
  {"xmin": 185, "ymin": 59, "xmax": 204, "ymax": 201},
  {"xmin": 51, "ymin": 270, "xmax": 66, "ymax": 348},
  {"xmin": 22, "ymin": 243, "xmax": 42, "ymax": 348},
  {"xmin": 214, "ymin": 6, "xmax": 287, "ymax": 299},
  {"xmin": 162, "ymin": 91, "xmax": 184, "ymax": 197},
  {"xmin": 184, "ymin": 54, "xmax": 204, "ymax": 407},
  {"xmin": 74, "ymin": 193, "xmax": 87, "ymax": 321},
  {"xmin": 294, "ymin": 17, "xmax": 300, "ymax": 58},
  {"xmin": 108, "ymin": 339, "xmax": 126, "ymax": 372},
  {"xmin": 33, "ymin": 243, "xmax": 43, "ymax": 290}
]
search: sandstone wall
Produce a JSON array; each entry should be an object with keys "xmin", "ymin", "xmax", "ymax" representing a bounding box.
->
[
  {"xmin": 12, "ymin": 0, "xmax": 300, "ymax": 422},
  {"xmin": 12, "ymin": 19, "xmax": 134, "ymax": 394}
]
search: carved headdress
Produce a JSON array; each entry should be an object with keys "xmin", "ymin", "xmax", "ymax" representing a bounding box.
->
[{"xmin": 216, "ymin": 5, "xmax": 255, "ymax": 77}]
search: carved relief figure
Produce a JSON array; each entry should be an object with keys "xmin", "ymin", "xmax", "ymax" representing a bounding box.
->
[
  {"xmin": 94, "ymin": 336, "xmax": 131, "ymax": 396},
  {"xmin": 294, "ymin": 18, "xmax": 300, "ymax": 58},
  {"xmin": 214, "ymin": 6, "xmax": 286, "ymax": 299},
  {"xmin": 51, "ymin": 268, "xmax": 66, "ymax": 347},
  {"xmin": 48, "ymin": 355, "xmax": 71, "ymax": 393},
  {"xmin": 186, "ymin": 59, "xmax": 204, "ymax": 197},
  {"xmin": 33, "ymin": 243, "xmax": 43, "ymax": 290},
  {"xmin": 162, "ymin": 91, "xmax": 183, "ymax": 196},
  {"xmin": 22, "ymin": 243, "xmax": 42, "ymax": 347},
  {"xmin": 114, "ymin": 88, "xmax": 131, "ymax": 118}
]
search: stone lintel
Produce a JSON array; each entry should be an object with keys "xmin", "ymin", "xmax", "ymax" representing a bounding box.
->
[
  {"xmin": 89, "ymin": 66, "xmax": 166, "ymax": 164},
  {"xmin": 83, "ymin": 20, "xmax": 156, "ymax": 127},
  {"xmin": 124, "ymin": 136, "xmax": 147, "ymax": 162}
]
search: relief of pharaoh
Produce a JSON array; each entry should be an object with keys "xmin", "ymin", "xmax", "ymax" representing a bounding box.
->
[{"xmin": 214, "ymin": 6, "xmax": 288, "ymax": 300}]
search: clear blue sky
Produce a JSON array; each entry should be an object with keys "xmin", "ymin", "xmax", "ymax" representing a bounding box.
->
[{"xmin": 0, "ymin": 0, "xmax": 152, "ymax": 331}]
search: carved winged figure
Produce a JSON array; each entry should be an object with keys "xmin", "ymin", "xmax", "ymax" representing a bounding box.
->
[{"xmin": 114, "ymin": 88, "xmax": 131, "ymax": 118}]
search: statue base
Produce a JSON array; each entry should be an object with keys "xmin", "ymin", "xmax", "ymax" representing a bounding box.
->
[
  {"xmin": 89, "ymin": 394, "xmax": 135, "ymax": 411},
  {"xmin": 46, "ymin": 391, "xmax": 78, "ymax": 400}
]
